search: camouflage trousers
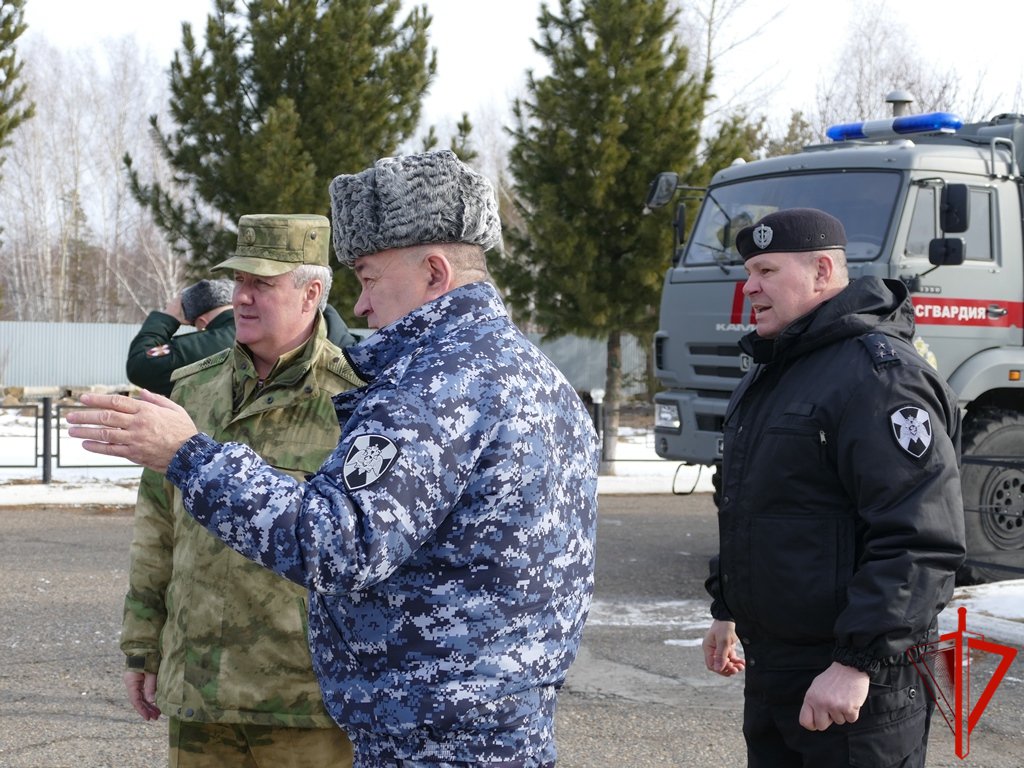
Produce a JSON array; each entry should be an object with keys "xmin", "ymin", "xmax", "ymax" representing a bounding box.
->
[{"xmin": 168, "ymin": 717, "xmax": 353, "ymax": 768}]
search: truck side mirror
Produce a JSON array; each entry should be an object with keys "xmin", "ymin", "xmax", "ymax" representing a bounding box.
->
[
  {"xmin": 645, "ymin": 172, "xmax": 679, "ymax": 210},
  {"xmin": 940, "ymin": 184, "xmax": 970, "ymax": 233},
  {"xmin": 929, "ymin": 237, "xmax": 966, "ymax": 266}
]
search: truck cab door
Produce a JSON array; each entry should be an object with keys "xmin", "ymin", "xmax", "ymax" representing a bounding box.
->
[{"xmin": 898, "ymin": 180, "xmax": 1024, "ymax": 381}]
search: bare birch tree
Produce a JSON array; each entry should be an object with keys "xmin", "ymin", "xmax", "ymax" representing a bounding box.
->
[
  {"xmin": 0, "ymin": 37, "xmax": 182, "ymax": 322},
  {"xmin": 812, "ymin": 0, "xmax": 996, "ymax": 137}
]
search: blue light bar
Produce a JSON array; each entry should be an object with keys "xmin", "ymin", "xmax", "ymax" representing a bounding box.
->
[{"xmin": 826, "ymin": 112, "xmax": 964, "ymax": 142}]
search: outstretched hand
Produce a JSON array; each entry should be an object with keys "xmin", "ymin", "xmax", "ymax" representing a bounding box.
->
[{"xmin": 66, "ymin": 390, "xmax": 199, "ymax": 473}]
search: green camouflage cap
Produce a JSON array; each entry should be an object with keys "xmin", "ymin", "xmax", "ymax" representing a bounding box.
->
[{"xmin": 214, "ymin": 214, "xmax": 331, "ymax": 276}]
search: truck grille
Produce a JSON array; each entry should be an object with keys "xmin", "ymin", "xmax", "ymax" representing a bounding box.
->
[
  {"xmin": 689, "ymin": 344, "xmax": 745, "ymax": 379},
  {"xmin": 696, "ymin": 411, "xmax": 725, "ymax": 432}
]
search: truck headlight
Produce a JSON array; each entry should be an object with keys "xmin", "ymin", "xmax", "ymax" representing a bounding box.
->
[{"xmin": 655, "ymin": 403, "xmax": 681, "ymax": 431}]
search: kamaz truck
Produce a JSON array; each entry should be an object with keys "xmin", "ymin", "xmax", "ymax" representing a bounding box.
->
[{"xmin": 645, "ymin": 97, "xmax": 1024, "ymax": 583}]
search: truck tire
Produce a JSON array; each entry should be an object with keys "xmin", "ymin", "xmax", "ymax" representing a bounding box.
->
[{"xmin": 957, "ymin": 409, "xmax": 1024, "ymax": 584}]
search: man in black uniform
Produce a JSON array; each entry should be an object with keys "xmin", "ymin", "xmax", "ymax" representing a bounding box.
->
[{"xmin": 702, "ymin": 208, "xmax": 966, "ymax": 767}]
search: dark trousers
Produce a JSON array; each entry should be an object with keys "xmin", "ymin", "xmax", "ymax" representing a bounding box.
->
[{"xmin": 743, "ymin": 664, "xmax": 932, "ymax": 768}]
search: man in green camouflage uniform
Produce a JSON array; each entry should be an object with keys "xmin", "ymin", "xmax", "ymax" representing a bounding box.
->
[{"xmin": 121, "ymin": 214, "xmax": 361, "ymax": 767}]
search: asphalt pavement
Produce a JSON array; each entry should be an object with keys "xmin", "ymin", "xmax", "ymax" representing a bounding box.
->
[{"xmin": 1, "ymin": 496, "xmax": 1021, "ymax": 768}]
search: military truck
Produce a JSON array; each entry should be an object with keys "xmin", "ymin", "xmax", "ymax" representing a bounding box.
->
[{"xmin": 645, "ymin": 95, "xmax": 1024, "ymax": 583}]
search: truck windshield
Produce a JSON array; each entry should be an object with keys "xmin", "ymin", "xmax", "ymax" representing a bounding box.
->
[{"xmin": 684, "ymin": 171, "xmax": 901, "ymax": 266}]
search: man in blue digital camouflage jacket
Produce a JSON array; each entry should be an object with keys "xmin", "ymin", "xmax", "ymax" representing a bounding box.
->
[{"xmin": 70, "ymin": 150, "xmax": 599, "ymax": 768}]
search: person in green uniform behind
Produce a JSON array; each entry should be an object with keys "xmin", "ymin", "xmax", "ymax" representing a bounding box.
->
[
  {"xmin": 121, "ymin": 214, "xmax": 360, "ymax": 767},
  {"xmin": 126, "ymin": 279, "xmax": 236, "ymax": 397}
]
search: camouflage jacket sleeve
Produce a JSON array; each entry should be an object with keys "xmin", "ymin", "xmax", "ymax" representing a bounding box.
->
[
  {"xmin": 168, "ymin": 398, "xmax": 454, "ymax": 596},
  {"xmin": 120, "ymin": 467, "xmax": 175, "ymax": 671}
]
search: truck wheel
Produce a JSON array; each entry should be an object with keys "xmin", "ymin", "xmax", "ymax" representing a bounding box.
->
[{"xmin": 957, "ymin": 409, "xmax": 1024, "ymax": 584}]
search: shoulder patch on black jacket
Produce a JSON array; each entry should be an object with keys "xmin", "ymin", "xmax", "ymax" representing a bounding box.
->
[{"xmin": 859, "ymin": 333, "xmax": 902, "ymax": 370}]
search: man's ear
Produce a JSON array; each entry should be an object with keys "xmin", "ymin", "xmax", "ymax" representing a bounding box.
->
[
  {"xmin": 303, "ymin": 279, "xmax": 325, "ymax": 311},
  {"xmin": 424, "ymin": 252, "xmax": 454, "ymax": 298},
  {"xmin": 814, "ymin": 253, "xmax": 834, "ymax": 289}
]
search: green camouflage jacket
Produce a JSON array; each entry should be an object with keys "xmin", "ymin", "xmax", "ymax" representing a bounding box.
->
[{"xmin": 121, "ymin": 317, "xmax": 363, "ymax": 726}]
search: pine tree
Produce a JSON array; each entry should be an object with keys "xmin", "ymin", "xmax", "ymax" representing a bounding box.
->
[
  {"xmin": 699, "ymin": 110, "xmax": 767, "ymax": 178},
  {"xmin": 0, "ymin": 0, "xmax": 35, "ymax": 253},
  {"xmin": 126, "ymin": 0, "xmax": 436, "ymax": 287},
  {"xmin": 497, "ymin": 0, "xmax": 709, "ymax": 467},
  {"xmin": 766, "ymin": 110, "xmax": 815, "ymax": 157}
]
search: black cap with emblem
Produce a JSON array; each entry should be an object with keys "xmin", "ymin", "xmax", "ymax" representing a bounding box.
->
[{"xmin": 736, "ymin": 208, "xmax": 847, "ymax": 261}]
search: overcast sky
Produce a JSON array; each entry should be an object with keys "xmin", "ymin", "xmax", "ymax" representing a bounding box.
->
[{"xmin": 21, "ymin": 0, "xmax": 1024, "ymax": 132}]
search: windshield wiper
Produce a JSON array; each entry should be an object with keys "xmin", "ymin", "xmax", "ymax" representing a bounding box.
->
[
  {"xmin": 689, "ymin": 242, "xmax": 735, "ymax": 273},
  {"xmin": 703, "ymin": 191, "xmax": 738, "ymax": 273}
]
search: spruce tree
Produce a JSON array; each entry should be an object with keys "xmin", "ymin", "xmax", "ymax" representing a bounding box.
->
[
  {"xmin": 767, "ymin": 110, "xmax": 815, "ymax": 157},
  {"xmin": 0, "ymin": 0, "xmax": 35, "ymax": 248},
  {"xmin": 498, "ymin": 0, "xmax": 709, "ymax": 466},
  {"xmin": 126, "ymin": 0, "xmax": 436, "ymax": 287}
]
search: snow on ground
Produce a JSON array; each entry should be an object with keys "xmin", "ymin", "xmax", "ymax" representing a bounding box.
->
[
  {"xmin": 0, "ymin": 413, "xmax": 712, "ymax": 504},
  {"xmin": 0, "ymin": 407, "xmax": 143, "ymax": 505},
  {"xmin": 1, "ymin": 410, "xmax": 1021, "ymax": 646}
]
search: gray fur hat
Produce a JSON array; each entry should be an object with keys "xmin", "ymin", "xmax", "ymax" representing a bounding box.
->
[
  {"xmin": 328, "ymin": 149, "xmax": 502, "ymax": 266},
  {"xmin": 181, "ymin": 279, "xmax": 234, "ymax": 323}
]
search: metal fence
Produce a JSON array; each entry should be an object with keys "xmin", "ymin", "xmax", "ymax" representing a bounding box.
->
[
  {"xmin": 0, "ymin": 398, "xmax": 134, "ymax": 483},
  {"xmin": 2, "ymin": 400, "xmax": 658, "ymax": 483}
]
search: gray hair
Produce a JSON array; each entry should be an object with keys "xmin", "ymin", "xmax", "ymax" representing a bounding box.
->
[
  {"xmin": 402, "ymin": 242, "xmax": 490, "ymax": 287},
  {"xmin": 804, "ymin": 249, "xmax": 849, "ymax": 286},
  {"xmin": 291, "ymin": 264, "xmax": 333, "ymax": 311}
]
